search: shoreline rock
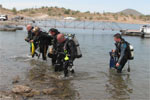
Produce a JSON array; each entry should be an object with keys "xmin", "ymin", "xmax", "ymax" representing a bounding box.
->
[
  {"xmin": 12, "ymin": 85, "xmax": 32, "ymax": 94},
  {"xmin": 0, "ymin": 25, "xmax": 23, "ymax": 32},
  {"xmin": 42, "ymin": 88, "xmax": 57, "ymax": 95},
  {"xmin": 12, "ymin": 76, "xmax": 20, "ymax": 84}
]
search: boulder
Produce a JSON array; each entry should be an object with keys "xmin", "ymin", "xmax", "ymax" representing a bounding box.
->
[
  {"xmin": 42, "ymin": 88, "xmax": 57, "ymax": 95},
  {"xmin": 12, "ymin": 85, "xmax": 32, "ymax": 94},
  {"xmin": 12, "ymin": 76, "xmax": 20, "ymax": 84},
  {"xmin": 56, "ymin": 82, "xmax": 64, "ymax": 88},
  {"xmin": 31, "ymin": 89, "xmax": 41, "ymax": 96}
]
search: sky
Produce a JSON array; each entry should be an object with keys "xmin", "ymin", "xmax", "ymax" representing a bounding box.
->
[{"xmin": 0, "ymin": 0, "xmax": 150, "ymax": 15}]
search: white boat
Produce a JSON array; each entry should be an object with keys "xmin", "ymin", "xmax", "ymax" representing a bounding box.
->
[
  {"xmin": 140, "ymin": 25, "xmax": 150, "ymax": 38},
  {"xmin": 64, "ymin": 17, "xmax": 76, "ymax": 20}
]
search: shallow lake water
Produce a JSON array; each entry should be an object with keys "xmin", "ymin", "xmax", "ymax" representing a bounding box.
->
[{"xmin": 0, "ymin": 23, "xmax": 149, "ymax": 100}]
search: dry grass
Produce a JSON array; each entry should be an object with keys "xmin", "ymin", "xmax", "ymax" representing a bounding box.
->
[{"xmin": 0, "ymin": 6, "xmax": 150, "ymax": 24}]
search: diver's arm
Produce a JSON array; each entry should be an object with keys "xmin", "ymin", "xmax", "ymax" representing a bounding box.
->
[
  {"xmin": 25, "ymin": 32, "xmax": 31, "ymax": 42},
  {"xmin": 41, "ymin": 32, "xmax": 53, "ymax": 45},
  {"xmin": 68, "ymin": 41, "xmax": 76, "ymax": 61},
  {"xmin": 31, "ymin": 35, "xmax": 39, "ymax": 43},
  {"xmin": 118, "ymin": 43, "xmax": 127, "ymax": 64}
]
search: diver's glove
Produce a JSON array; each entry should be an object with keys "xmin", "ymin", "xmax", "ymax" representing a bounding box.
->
[
  {"xmin": 69, "ymin": 60, "xmax": 73, "ymax": 66},
  {"xmin": 25, "ymin": 38, "xmax": 30, "ymax": 42}
]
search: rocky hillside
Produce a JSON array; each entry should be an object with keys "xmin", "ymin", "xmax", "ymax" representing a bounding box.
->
[
  {"xmin": 118, "ymin": 9, "xmax": 143, "ymax": 16},
  {"xmin": 0, "ymin": 6, "xmax": 150, "ymax": 24}
]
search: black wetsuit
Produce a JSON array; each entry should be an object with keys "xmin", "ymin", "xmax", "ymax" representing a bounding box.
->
[
  {"xmin": 48, "ymin": 33, "xmax": 60, "ymax": 65},
  {"xmin": 25, "ymin": 27, "xmax": 34, "ymax": 42},
  {"xmin": 115, "ymin": 38, "xmax": 128, "ymax": 73},
  {"xmin": 25, "ymin": 27, "xmax": 35, "ymax": 53},
  {"xmin": 33, "ymin": 31, "xmax": 52, "ymax": 60},
  {"xmin": 55, "ymin": 39, "xmax": 77, "ymax": 76}
]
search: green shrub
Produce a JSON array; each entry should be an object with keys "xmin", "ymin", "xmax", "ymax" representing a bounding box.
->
[
  {"xmin": 89, "ymin": 16, "xmax": 93, "ymax": 20},
  {"xmin": 12, "ymin": 7, "xmax": 17, "ymax": 15},
  {"xmin": 64, "ymin": 9, "xmax": 70, "ymax": 14}
]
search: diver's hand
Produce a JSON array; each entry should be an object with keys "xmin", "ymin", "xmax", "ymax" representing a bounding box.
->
[
  {"xmin": 116, "ymin": 63, "xmax": 120, "ymax": 67},
  {"xmin": 25, "ymin": 38, "xmax": 30, "ymax": 42},
  {"xmin": 30, "ymin": 40, "xmax": 34, "ymax": 43},
  {"xmin": 112, "ymin": 49, "xmax": 115, "ymax": 52},
  {"xmin": 49, "ymin": 48, "xmax": 53, "ymax": 54}
]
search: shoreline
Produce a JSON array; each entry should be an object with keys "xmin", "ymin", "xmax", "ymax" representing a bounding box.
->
[{"xmin": 0, "ymin": 19, "xmax": 148, "ymax": 26}]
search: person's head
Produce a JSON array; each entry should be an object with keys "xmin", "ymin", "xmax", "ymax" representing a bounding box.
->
[
  {"xmin": 57, "ymin": 34, "xmax": 66, "ymax": 43},
  {"xmin": 114, "ymin": 33, "xmax": 122, "ymax": 42},
  {"xmin": 26, "ymin": 24, "xmax": 32, "ymax": 31},
  {"xmin": 49, "ymin": 28, "xmax": 59, "ymax": 36},
  {"xmin": 32, "ymin": 27, "xmax": 40, "ymax": 35}
]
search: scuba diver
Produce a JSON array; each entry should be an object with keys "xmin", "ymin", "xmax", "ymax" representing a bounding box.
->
[
  {"xmin": 31, "ymin": 27, "xmax": 52, "ymax": 60},
  {"xmin": 47, "ymin": 28, "xmax": 60, "ymax": 65},
  {"xmin": 55, "ymin": 33, "xmax": 82, "ymax": 77},
  {"xmin": 25, "ymin": 24, "xmax": 34, "ymax": 42},
  {"xmin": 110, "ymin": 33, "xmax": 134, "ymax": 73},
  {"xmin": 25, "ymin": 24, "xmax": 35, "ymax": 55}
]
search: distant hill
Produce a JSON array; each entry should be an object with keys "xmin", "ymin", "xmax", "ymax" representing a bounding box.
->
[
  {"xmin": 0, "ymin": 6, "xmax": 149, "ymax": 24},
  {"xmin": 118, "ymin": 9, "xmax": 143, "ymax": 16}
]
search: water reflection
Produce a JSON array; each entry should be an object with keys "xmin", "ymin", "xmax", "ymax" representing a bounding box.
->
[{"xmin": 105, "ymin": 69, "xmax": 133, "ymax": 100}]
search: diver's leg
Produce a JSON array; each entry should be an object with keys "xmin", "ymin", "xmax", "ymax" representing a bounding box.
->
[
  {"xmin": 34, "ymin": 44, "xmax": 39, "ymax": 57},
  {"xmin": 41, "ymin": 45, "xmax": 47, "ymax": 61},
  {"xmin": 52, "ymin": 55, "xmax": 56, "ymax": 66},
  {"xmin": 117, "ymin": 58, "xmax": 128, "ymax": 73},
  {"xmin": 54, "ymin": 56, "xmax": 60, "ymax": 72},
  {"xmin": 64, "ymin": 61, "xmax": 69, "ymax": 77}
]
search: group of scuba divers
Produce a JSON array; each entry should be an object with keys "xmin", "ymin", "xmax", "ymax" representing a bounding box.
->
[
  {"xmin": 25, "ymin": 24, "xmax": 134, "ymax": 77},
  {"xmin": 25, "ymin": 25, "xmax": 82, "ymax": 77}
]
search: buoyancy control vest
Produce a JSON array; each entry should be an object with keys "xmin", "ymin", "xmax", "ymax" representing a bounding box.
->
[
  {"xmin": 115, "ymin": 39, "xmax": 134, "ymax": 60},
  {"xmin": 64, "ymin": 34, "xmax": 82, "ymax": 58}
]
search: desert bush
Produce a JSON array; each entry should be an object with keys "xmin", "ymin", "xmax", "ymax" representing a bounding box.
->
[{"xmin": 12, "ymin": 7, "xmax": 17, "ymax": 15}]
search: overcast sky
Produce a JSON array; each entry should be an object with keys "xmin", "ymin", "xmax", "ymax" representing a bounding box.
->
[{"xmin": 0, "ymin": 0, "xmax": 149, "ymax": 15}]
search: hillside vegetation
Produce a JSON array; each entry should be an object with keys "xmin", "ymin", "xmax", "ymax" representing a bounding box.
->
[{"xmin": 0, "ymin": 6, "xmax": 150, "ymax": 24}]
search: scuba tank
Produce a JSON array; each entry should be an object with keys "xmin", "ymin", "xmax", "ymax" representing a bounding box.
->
[
  {"xmin": 65, "ymin": 34, "xmax": 82, "ymax": 58},
  {"xmin": 72, "ymin": 35, "xmax": 82, "ymax": 58},
  {"xmin": 128, "ymin": 44, "xmax": 134, "ymax": 60}
]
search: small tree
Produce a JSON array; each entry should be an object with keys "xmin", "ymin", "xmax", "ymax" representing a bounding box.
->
[
  {"xmin": 96, "ymin": 12, "xmax": 100, "ymax": 15},
  {"xmin": 48, "ymin": 11, "xmax": 52, "ymax": 16},
  {"xmin": 72, "ymin": 12, "xmax": 75, "ymax": 15},
  {"xmin": 41, "ymin": 6, "xmax": 45, "ymax": 9},
  {"xmin": 133, "ymin": 16, "xmax": 136, "ymax": 20},
  {"xmin": 12, "ymin": 7, "xmax": 17, "ymax": 15},
  {"xmin": 120, "ymin": 12, "xmax": 125, "ymax": 16},
  {"xmin": 77, "ymin": 17, "xmax": 81, "ymax": 21},
  {"xmin": 58, "ymin": 13, "xmax": 62, "ymax": 16},
  {"xmin": 123, "ymin": 18, "xmax": 127, "ymax": 21},
  {"xmin": 64, "ymin": 9, "xmax": 70, "ymax": 14},
  {"xmin": 89, "ymin": 16, "xmax": 93, "ymax": 20},
  {"xmin": 30, "ymin": 10, "xmax": 35, "ymax": 14},
  {"xmin": 75, "ymin": 10, "xmax": 80, "ymax": 14},
  {"xmin": 48, "ymin": 8, "xmax": 51, "ymax": 11},
  {"xmin": 85, "ymin": 11, "xmax": 90, "ymax": 13},
  {"xmin": 113, "ymin": 15, "xmax": 118, "ymax": 20}
]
